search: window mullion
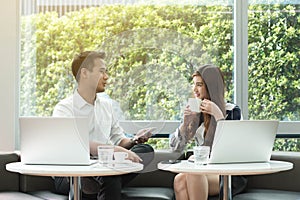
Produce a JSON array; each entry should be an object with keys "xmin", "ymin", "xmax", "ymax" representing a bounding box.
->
[{"xmin": 234, "ymin": 0, "xmax": 249, "ymax": 119}]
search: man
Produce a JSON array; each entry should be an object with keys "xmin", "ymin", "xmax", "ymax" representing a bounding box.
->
[{"xmin": 53, "ymin": 51, "xmax": 154, "ymax": 200}]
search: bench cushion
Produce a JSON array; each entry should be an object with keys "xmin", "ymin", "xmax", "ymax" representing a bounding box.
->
[
  {"xmin": 27, "ymin": 187, "xmax": 175, "ymax": 200},
  {"xmin": 29, "ymin": 190, "xmax": 68, "ymax": 200},
  {"xmin": 0, "ymin": 152, "xmax": 20, "ymax": 191},
  {"xmin": 0, "ymin": 191, "xmax": 43, "ymax": 200},
  {"xmin": 233, "ymin": 189, "xmax": 300, "ymax": 200},
  {"xmin": 121, "ymin": 187, "xmax": 175, "ymax": 200}
]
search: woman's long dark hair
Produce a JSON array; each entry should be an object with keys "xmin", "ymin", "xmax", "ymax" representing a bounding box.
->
[{"xmin": 192, "ymin": 64, "xmax": 225, "ymax": 147}]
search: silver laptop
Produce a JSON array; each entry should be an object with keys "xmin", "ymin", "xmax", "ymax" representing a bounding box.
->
[
  {"xmin": 20, "ymin": 117, "xmax": 93, "ymax": 165},
  {"xmin": 209, "ymin": 120, "xmax": 279, "ymax": 164}
]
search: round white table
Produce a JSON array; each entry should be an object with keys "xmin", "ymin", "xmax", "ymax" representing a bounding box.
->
[
  {"xmin": 6, "ymin": 161, "xmax": 143, "ymax": 200},
  {"xmin": 158, "ymin": 160, "xmax": 293, "ymax": 200}
]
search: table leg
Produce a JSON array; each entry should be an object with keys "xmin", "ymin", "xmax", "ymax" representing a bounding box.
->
[
  {"xmin": 220, "ymin": 175, "xmax": 232, "ymax": 200},
  {"xmin": 69, "ymin": 177, "xmax": 81, "ymax": 200}
]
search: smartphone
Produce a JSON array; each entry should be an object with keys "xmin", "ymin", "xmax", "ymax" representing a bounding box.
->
[
  {"xmin": 136, "ymin": 127, "xmax": 157, "ymax": 138},
  {"xmin": 160, "ymin": 160, "xmax": 181, "ymax": 164}
]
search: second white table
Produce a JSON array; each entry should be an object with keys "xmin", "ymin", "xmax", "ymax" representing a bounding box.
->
[{"xmin": 158, "ymin": 160, "xmax": 293, "ymax": 200}]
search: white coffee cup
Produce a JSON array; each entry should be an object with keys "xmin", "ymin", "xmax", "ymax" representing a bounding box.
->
[
  {"xmin": 114, "ymin": 152, "xmax": 128, "ymax": 163},
  {"xmin": 193, "ymin": 146, "xmax": 210, "ymax": 165},
  {"xmin": 188, "ymin": 98, "xmax": 202, "ymax": 113},
  {"xmin": 97, "ymin": 146, "xmax": 114, "ymax": 164}
]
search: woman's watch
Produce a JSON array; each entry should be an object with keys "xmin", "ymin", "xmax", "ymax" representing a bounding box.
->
[{"xmin": 130, "ymin": 138, "xmax": 137, "ymax": 146}]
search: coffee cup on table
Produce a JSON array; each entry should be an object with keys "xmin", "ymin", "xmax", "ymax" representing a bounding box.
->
[{"xmin": 114, "ymin": 152, "xmax": 128, "ymax": 163}]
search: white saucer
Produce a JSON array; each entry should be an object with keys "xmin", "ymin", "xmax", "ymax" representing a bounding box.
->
[{"xmin": 112, "ymin": 160, "xmax": 132, "ymax": 164}]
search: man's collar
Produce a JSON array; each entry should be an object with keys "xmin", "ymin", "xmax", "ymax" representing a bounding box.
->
[{"xmin": 74, "ymin": 89, "xmax": 97, "ymax": 109}]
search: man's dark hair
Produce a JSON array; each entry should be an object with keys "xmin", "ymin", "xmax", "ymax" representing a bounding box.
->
[{"xmin": 71, "ymin": 51, "xmax": 106, "ymax": 82}]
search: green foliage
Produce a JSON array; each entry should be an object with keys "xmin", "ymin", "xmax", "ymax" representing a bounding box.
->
[
  {"xmin": 274, "ymin": 138, "xmax": 300, "ymax": 151},
  {"xmin": 248, "ymin": 4, "xmax": 300, "ymax": 120},
  {"xmin": 20, "ymin": 4, "xmax": 299, "ymax": 150},
  {"xmin": 20, "ymin": 5, "xmax": 234, "ymax": 118},
  {"xmin": 146, "ymin": 138, "xmax": 170, "ymax": 150}
]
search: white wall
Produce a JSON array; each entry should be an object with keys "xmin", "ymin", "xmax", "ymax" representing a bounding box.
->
[{"xmin": 0, "ymin": 1, "xmax": 18, "ymax": 151}]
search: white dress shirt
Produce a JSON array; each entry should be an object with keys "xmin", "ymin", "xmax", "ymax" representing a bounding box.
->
[{"xmin": 53, "ymin": 90, "xmax": 126, "ymax": 145}]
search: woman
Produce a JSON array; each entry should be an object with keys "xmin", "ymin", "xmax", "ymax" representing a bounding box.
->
[{"xmin": 170, "ymin": 64, "xmax": 246, "ymax": 200}]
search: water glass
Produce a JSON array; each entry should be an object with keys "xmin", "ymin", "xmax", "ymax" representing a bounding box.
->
[
  {"xmin": 193, "ymin": 146, "xmax": 210, "ymax": 165},
  {"xmin": 97, "ymin": 146, "xmax": 114, "ymax": 164}
]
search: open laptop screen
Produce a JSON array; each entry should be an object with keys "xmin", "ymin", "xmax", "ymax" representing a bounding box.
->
[
  {"xmin": 20, "ymin": 117, "xmax": 91, "ymax": 165},
  {"xmin": 209, "ymin": 120, "xmax": 279, "ymax": 164}
]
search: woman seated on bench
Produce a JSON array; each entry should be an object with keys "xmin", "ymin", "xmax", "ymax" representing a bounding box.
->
[{"xmin": 169, "ymin": 64, "xmax": 246, "ymax": 200}]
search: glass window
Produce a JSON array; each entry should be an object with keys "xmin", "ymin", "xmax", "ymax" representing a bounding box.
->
[
  {"xmin": 248, "ymin": 0, "xmax": 300, "ymax": 151},
  {"xmin": 20, "ymin": 0, "xmax": 235, "ymax": 150},
  {"xmin": 20, "ymin": 0, "xmax": 235, "ymax": 120},
  {"xmin": 20, "ymin": 1, "xmax": 300, "ymax": 152},
  {"xmin": 248, "ymin": 1, "xmax": 300, "ymax": 121}
]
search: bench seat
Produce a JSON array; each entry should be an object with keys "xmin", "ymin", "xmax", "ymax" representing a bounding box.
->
[{"xmin": 234, "ymin": 189, "xmax": 300, "ymax": 200}]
